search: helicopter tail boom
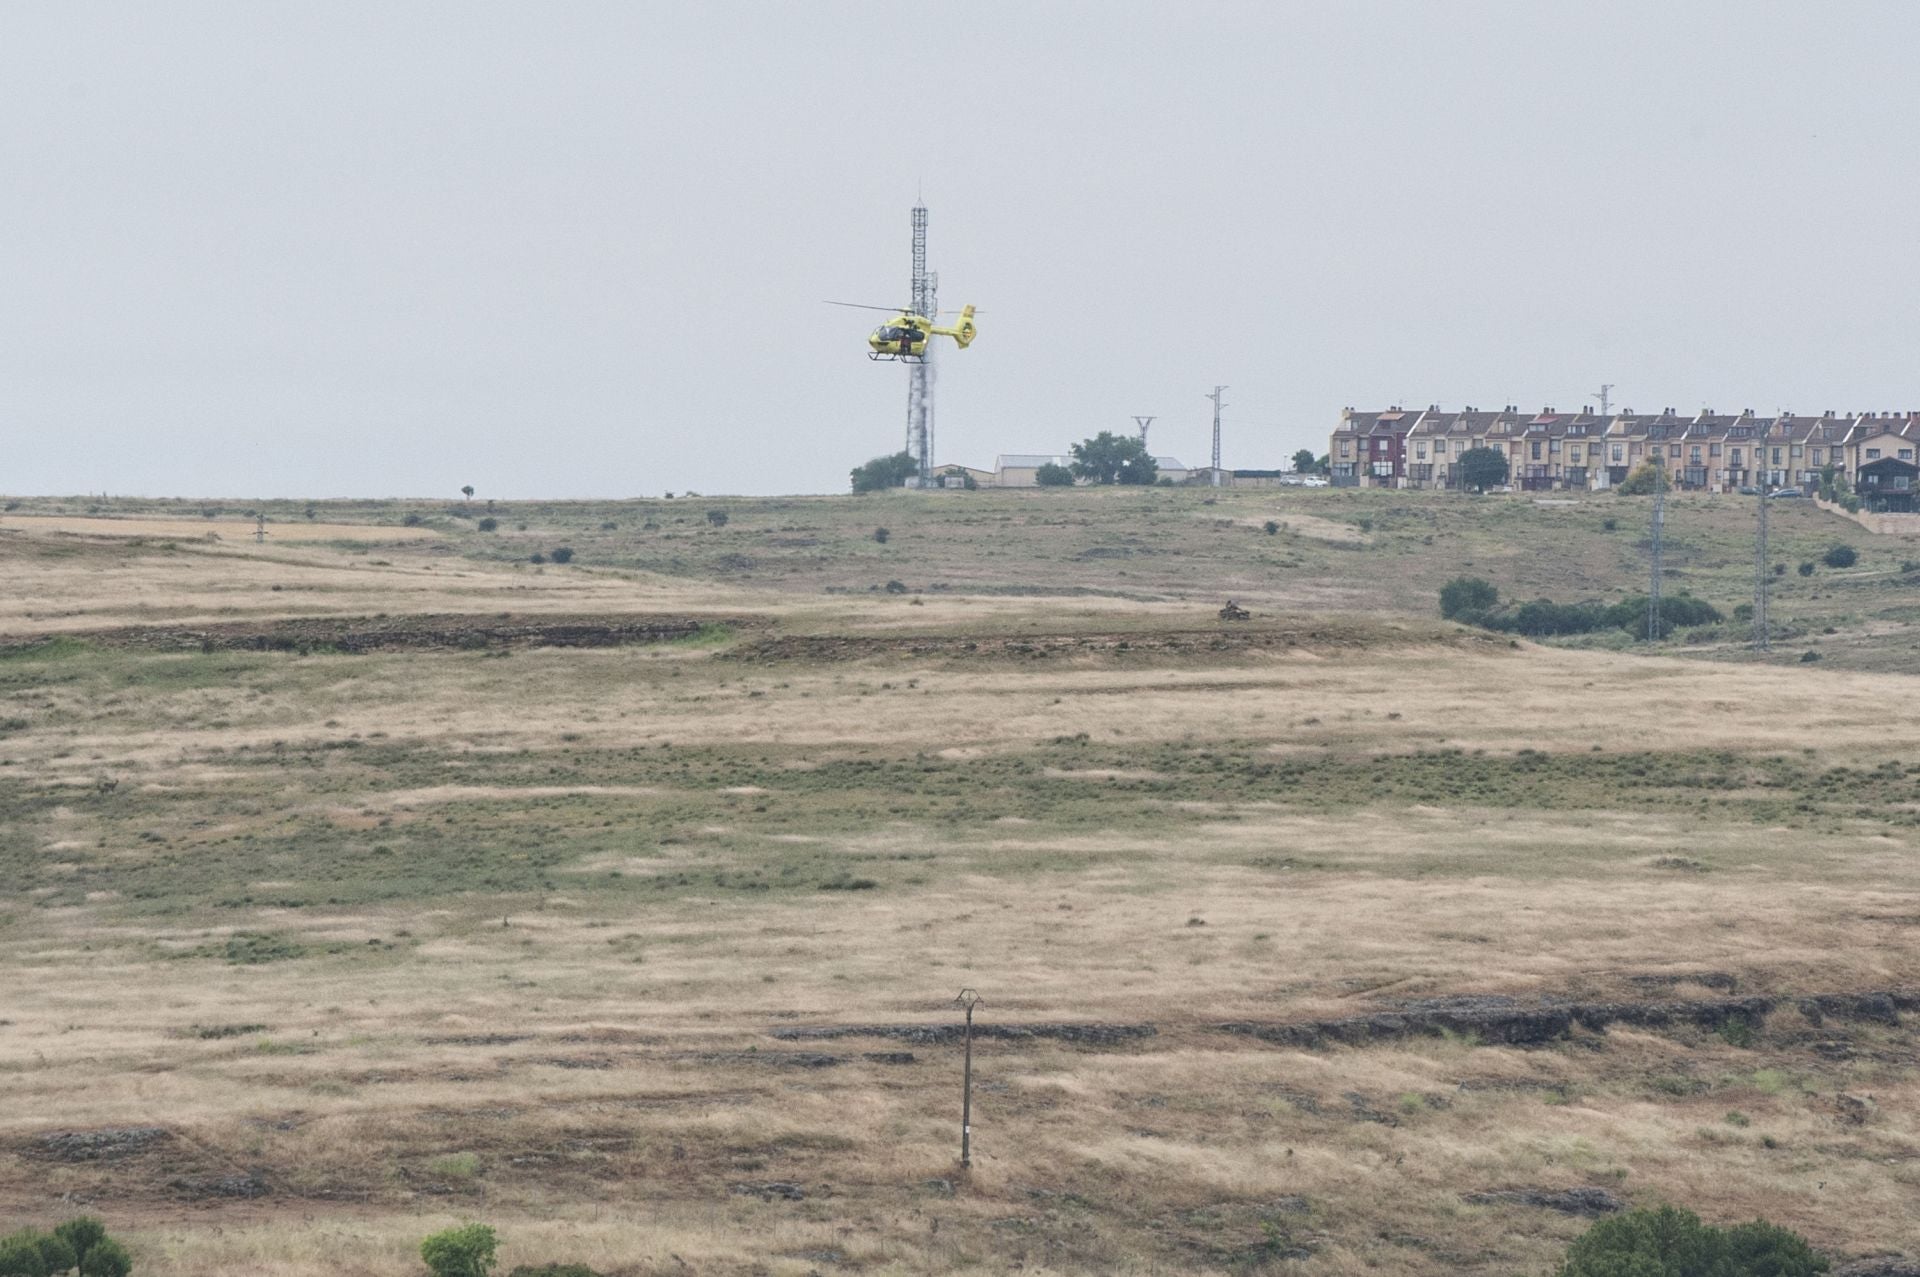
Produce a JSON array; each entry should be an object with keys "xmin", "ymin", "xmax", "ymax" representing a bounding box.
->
[{"xmin": 932, "ymin": 303, "xmax": 978, "ymax": 349}]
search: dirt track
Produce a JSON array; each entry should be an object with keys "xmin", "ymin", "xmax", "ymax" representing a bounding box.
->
[{"xmin": 0, "ymin": 612, "xmax": 745, "ymax": 654}]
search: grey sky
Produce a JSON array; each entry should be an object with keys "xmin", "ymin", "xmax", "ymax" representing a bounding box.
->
[{"xmin": 6, "ymin": 2, "xmax": 1919, "ymax": 499}]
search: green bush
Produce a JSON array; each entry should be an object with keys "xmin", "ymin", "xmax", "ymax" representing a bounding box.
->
[
  {"xmin": 1822, "ymin": 544, "xmax": 1857, "ymax": 569},
  {"xmin": 705, "ymin": 510, "xmax": 727, "ymax": 527},
  {"xmin": 421, "ymin": 1224, "xmax": 498, "ymax": 1277},
  {"xmin": 78, "ymin": 1240, "xmax": 130, "ymax": 1277},
  {"xmin": 1034, "ymin": 462, "xmax": 1074, "ymax": 487},
  {"xmin": 549, "ymin": 547, "xmax": 574, "ymax": 564},
  {"xmin": 873, "ymin": 527, "xmax": 890, "ymax": 544},
  {"xmin": 1798, "ymin": 562, "xmax": 1814, "ymax": 577},
  {"xmin": 477, "ymin": 517, "xmax": 498, "ymax": 532},
  {"xmin": 54, "ymin": 1219, "xmax": 107, "ymax": 1269},
  {"xmin": 1263, "ymin": 520, "xmax": 1279, "ymax": 535},
  {"xmin": 1439, "ymin": 576, "xmax": 1499, "ymax": 621},
  {"xmin": 0, "ymin": 1234, "xmax": 47, "ymax": 1277},
  {"xmin": 1555, "ymin": 1205, "xmax": 1826, "ymax": 1277}
]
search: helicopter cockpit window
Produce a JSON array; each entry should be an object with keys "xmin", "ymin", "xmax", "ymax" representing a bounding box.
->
[{"xmin": 878, "ymin": 326, "xmax": 915, "ymax": 341}]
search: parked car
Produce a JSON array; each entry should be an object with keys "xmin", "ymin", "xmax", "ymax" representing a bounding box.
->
[
  {"xmin": 1770, "ymin": 487, "xmax": 1805, "ymax": 499},
  {"xmin": 1737, "ymin": 485, "xmax": 1759, "ymax": 495},
  {"xmin": 1300, "ymin": 476, "xmax": 1329, "ymax": 488}
]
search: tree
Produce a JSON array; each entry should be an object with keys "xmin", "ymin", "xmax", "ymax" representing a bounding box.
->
[
  {"xmin": 79, "ymin": 1239, "xmax": 131, "ymax": 1277},
  {"xmin": 461, "ymin": 485, "xmax": 475, "ymax": 505},
  {"xmin": 1616, "ymin": 462, "xmax": 1667, "ymax": 496},
  {"xmin": 1034, "ymin": 462, "xmax": 1075, "ymax": 487},
  {"xmin": 421, "ymin": 1224, "xmax": 499, "ymax": 1277},
  {"xmin": 705, "ymin": 509, "xmax": 728, "ymax": 527},
  {"xmin": 1439, "ymin": 576, "xmax": 1499, "ymax": 621},
  {"xmin": 850, "ymin": 451, "xmax": 919, "ymax": 494},
  {"xmin": 1456, "ymin": 446, "xmax": 1510, "ymax": 492},
  {"xmin": 1555, "ymin": 1204, "xmax": 1826, "ymax": 1277},
  {"xmin": 1315, "ymin": 454, "xmax": 1330, "ymax": 475},
  {"xmin": 1291, "ymin": 449, "xmax": 1317, "ymax": 474},
  {"xmin": 1069, "ymin": 432, "xmax": 1159, "ymax": 485},
  {"xmin": 1822, "ymin": 544, "xmax": 1857, "ymax": 569}
]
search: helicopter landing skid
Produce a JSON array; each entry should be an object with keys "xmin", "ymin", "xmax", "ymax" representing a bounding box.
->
[{"xmin": 868, "ymin": 353, "xmax": 926, "ymax": 364}]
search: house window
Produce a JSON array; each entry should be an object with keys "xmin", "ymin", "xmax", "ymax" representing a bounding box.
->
[
  {"xmin": 1339, "ymin": 441, "xmax": 1352, "ymax": 458},
  {"xmin": 1568, "ymin": 445, "xmax": 1582, "ymax": 462},
  {"xmin": 1670, "ymin": 444, "xmax": 1682, "ymax": 458},
  {"xmin": 1690, "ymin": 447, "xmax": 1703, "ymax": 463},
  {"xmin": 1434, "ymin": 440, "xmax": 1447, "ymax": 455},
  {"xmin": 1903, "ymin": 449, "xmax": 1915, "ymax": 461},
  {"xmin": 1710, "ymin": 443, "xmax": 1722, "ymax": 458},
  {"xmin": 1549, "ymin": 440, "xmax": 1561, "ymax": 454},
  {"xmin": 1812, "ymin": 448, "xmax": 1824, "ymax": 464},
  {"xmin": 1530, "ymin": 442, "xmax": 1543, "ymax": 460},
  {"xmin": 1611, "ymin": 445, "xmax": 1624, "ymax": 462},
  {"xmin": 1772, "ymin": 448, "xmax": 1784, "ymax": 464},
  {"xmin": 1730, "ymin": 449, "xmax": 1742, "ymax": 466},
  {"xmin": 1867, "ymin": 448, "xmax": 1881, "ymax": 459},
  {"xmin": 1791, "ymin": 445, "xmax": 1803, "ymax": 458},
  {"xmin": 1416, "ymin": 443, "xmax": 1428, "ymax": 460}
]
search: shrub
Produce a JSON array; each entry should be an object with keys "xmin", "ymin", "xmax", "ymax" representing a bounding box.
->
[
  {"xmin": 1733, "ymin": 603, "xmax": 1753, "ymax": 622},
  {"xmin": 1798, "ymin": 562, "xmax": 1814, "ymax": 576},
  {"xmin": 1800, "ymin": 650, "xmax": 1822, "ymax": 663},
  {"xmin": 0, "ymin": 1233, "xmax": 47, "ymax": 1277},
  {"xmin": 34, "ymin": 1233, "xmax": 77, "ymax": 1274},
  {"xmin": 403, "ymin": 512, "xmax": 424, "ymax": 527},
  {"xmin": 1034, "ymin": 462, "xmax": 1075, "ymax": 487},
  {"xmin": 477, "ymin": 518, "xmax": 498, "ymax": 532},
  {"xmin": 1263, "ymin": 520, "xmax": 1279, "ymax": 535},
  {"xmin": 873, "ymin": 527, "xmax": 890, "ymax": 544},
  {"xmin": 1822, "ymin": 544, "xmax": 1857, "ymax": 569},
  {"xmin": 1438, "ymin": 576, "xmax": 1499, "ymax": 621},
  {"xmin": 54, "ymin": 1219, "xmax": 107, "ymax": 1267},
  {"xmin": 1602, "ymin": 517, "xmax": 1617, "ymax": 531},
  {"xmin": 705, "ymin": 509, "xmax": 728, "ymax": 527},
  {"xmin": 883, "ymin": 580, "xmax": 908, "ymax": 594},
  {"xmin": 78, "ymin": 1240, "xmax": 130, "ymax": 1277},
  {"xmin": 529, "ymin": 553, "xmax": 546, "ymax": 565},
  {"xmin": 421, "ymin": 1224, "xmax": 499, "ymax": 1277},
  {"xmin": 1773, "ymin": 562, "xmax": 1786, "ymax": 576},
  {"xmin": 1555, "ymin": 1204, "xmax": 1826, "ymax": 1276},
  {"xmin": 1155, "ymin": 476, "xmax": 1174, "ymax": 487},
  {"xmin": 549, "ymin": 547, "xmax": 574, "ymax": 564}
]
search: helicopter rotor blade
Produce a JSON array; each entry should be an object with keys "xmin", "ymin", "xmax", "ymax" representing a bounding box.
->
[{"xmin": 823, "ymin": 300, "xmax": 910, "ymax": 312}]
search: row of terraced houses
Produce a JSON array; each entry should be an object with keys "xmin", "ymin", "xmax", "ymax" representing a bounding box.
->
[{"xmin": 1329, "ymin": 405, "xmax": 1920, "ymax": 507}]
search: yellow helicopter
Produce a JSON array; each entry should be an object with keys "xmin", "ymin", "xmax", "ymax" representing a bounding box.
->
[{"xmin": 826, "ymin": 301, "xmax": 978, "ymax": 362}]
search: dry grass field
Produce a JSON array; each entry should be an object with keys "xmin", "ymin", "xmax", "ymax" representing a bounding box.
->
[{"xmin": 2, "ymin": 491, "xmax": 1918, "ymax": 1275}]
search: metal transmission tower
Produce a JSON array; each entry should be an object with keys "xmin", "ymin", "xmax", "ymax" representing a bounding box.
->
[
  {"xmin": 1592, "ymin": 384, "xmax": 1615, "ymax": 415},
  {"xmin": 1753, "ymin": 481, "xmax": 1771, "ymax": 651},
  {"xmin": 904, "ymin": 203, "xmax": 935, "ymax": 484},
  {"xmin": 1133, "ymin": 416, "xmax": 1155, "ymax": 447},
  {"xmin": 1646, "ymin": 464, "xmax": 1665, "ymax": 642},
  {"xmin": 1206, "ymin": 386, "xmax": 1228, "ymax": 486}
]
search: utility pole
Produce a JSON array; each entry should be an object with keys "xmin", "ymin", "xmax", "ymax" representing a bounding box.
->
[
  {"xmin": 1592, "ymin": 384, "xmax": 1615, "ymax": 416},
  {"xmin": 254, "ymin": 513, "xmax": 268, "ymax": 544},
  {"xmin": 954, "ymin": 988, "xmax": 980, "ymax": 1169},
  {"xmin": 1206, "ymin": 386, "xmax": 1228, "ymax": 487},
  {"xmin": 1647, "ymin": 463, "xmax": 1665, "ymax": 642},
  {"xmin": 1753, "ymin": 480, "xmax": 1771, "ymax": 651},
  {"xmin": 1133, "ymin": 416, "xmax": 1155, "ymax": 448}
]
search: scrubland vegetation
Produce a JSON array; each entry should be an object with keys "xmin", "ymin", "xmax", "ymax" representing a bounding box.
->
[{"xmin": 0, "ymin": 488, "xmax": 1917, "ymax": 1274}]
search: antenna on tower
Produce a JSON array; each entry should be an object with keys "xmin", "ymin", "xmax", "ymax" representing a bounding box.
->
[
  {"xmin": 905, "ymin": 201, "xmax": 934, "ymax": 485},
  {"xmin": 1753, "ymin": 478, "xmax": 1771, "ymax": 652},
  {"xmin": 1206, "ymin": 387, "xmax": 1228, "ymax": 486},
  {"xmin": 1592, "ymin": 384, "xmax": 1615, "ymax": 415},
  {"xmin": 1646, "ymin": 462, "xmax": 1665, "ymax": 642},
  {"xmin": 1133, "ymin": 416, "xmax": 1155, "ymax": 447}
]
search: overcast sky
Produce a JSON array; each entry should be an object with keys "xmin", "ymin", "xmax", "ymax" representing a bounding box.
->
[{"xmin": 6, "ymin": 2, "xmax": 1920, "ymax": 498}]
